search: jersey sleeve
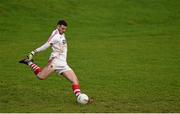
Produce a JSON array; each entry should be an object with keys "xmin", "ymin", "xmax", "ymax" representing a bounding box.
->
[{"xmin": 34, "ymin": 42, "xmax": 50, "ymax": 53}]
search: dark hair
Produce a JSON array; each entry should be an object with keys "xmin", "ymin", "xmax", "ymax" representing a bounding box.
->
[{"xmin": 57, "ymin": 20, "xmax": 67, "ymax": 26}]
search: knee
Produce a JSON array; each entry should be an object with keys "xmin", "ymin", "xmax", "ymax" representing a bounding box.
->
[
  {"xmin": 37, "ymin": 76, "xmax": 46, "ymax": 80},
  {"xmin": 36, "ymin": 74, "xmax": 46, "ymax": 80}
]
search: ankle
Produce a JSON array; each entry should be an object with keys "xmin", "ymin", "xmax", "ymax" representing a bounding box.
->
[{"xmin": 28, "ymin": 61, "xmax": 33, "ymax": 65}]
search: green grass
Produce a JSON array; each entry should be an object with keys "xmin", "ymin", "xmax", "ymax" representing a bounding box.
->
[{"xmin": 0, "ymin": 0, "xmax": 180, "ymax": 112}]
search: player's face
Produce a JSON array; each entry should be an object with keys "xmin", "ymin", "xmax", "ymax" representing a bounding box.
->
[{"xmin": 58, "ymin": 25, "xmax": 67, "ymax": 34}]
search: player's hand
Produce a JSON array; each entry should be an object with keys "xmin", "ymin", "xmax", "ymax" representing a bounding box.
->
[{"xmin": 27, "ymin": 51, "xmax": 35, "ymax": 60}]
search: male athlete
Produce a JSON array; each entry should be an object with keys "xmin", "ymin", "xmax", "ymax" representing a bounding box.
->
[{"xmin": 19, "ymin": 20, "xmax": 89, "ymax": 102}]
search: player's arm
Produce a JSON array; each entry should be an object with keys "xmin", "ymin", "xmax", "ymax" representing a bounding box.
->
[
  {"xmin": 27, "ymin": 42, "xmax": 51, "ymax": 60},
  {"xmin": 27, "ymin": 30, "xmax": 58, "ymax": 60},
  {"xmin": 34, "ymin": 42, "xmax": 51, "ymax": 53}
]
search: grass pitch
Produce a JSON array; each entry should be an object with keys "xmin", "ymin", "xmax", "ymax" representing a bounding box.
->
[{"xmin": 0, "ymin": 0, "xmax": 180, "ymax": 112}]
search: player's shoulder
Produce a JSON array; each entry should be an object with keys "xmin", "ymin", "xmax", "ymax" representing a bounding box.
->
[
  {"xmin": 51, "ymin": 29, "xmax": 59, "ymax": 36},
  {"xmin": 47, "ymin": 29, "xmax": 59, "ymax": 42},
  {"xmin": 52, "ymin": 29, "xmax": 61, "ymax": 38}
]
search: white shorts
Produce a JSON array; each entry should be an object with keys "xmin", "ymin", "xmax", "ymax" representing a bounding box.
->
[{"xmin": 50, "ymin": 58, "xmax": 72, "ymax": 75}]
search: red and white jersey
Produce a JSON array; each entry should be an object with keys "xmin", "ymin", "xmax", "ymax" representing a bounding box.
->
[{"xmin": 47, "ymin": 29, "xmax": 67, "ymax": 63}]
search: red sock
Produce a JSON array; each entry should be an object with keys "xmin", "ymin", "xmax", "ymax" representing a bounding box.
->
[
  {"xmin": 29, "ymin": 63, "xmax": 42, "ymax": 75},
  {"xmin": 72, "ymin": 84, "xmax": 81, "ymax": 96}
]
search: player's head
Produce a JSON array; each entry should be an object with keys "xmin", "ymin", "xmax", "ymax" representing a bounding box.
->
[{"xmin": 57, "ymin": 20, "xmax": 68, "ymax": 34}]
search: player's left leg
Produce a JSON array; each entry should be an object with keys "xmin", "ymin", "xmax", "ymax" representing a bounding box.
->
[
  {"xmin": 36, "ymin": 62, "xmax": 55, "ymax": 80},
  {"xmin": 19, "ymin": 58, "xmax": 55, "ymax": 80},
  {"xmin": 62, "ymin": 70, "xmax": 81, "ymax": 97}
]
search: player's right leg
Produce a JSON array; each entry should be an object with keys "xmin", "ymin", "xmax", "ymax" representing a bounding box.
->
[
  {"xmin": 62, "ymin": 70, "xmax": 81, "ymax": 96},
  {"xmin": 19, "ymin": 59, "xmax": 55, "ymax": 80},
  {"xmin": 62, "ymin": 69, "xmax": 93, "ymax": 103}
]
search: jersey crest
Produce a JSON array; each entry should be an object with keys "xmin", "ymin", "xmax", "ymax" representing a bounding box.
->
[{"xmin": 62, "ymin": 39, "xmax": 66, "ymax": 45}]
